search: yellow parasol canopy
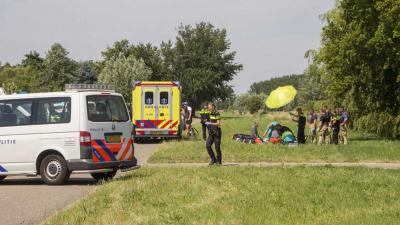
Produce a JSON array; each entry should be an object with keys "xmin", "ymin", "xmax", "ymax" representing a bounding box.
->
[{"xmin": 265, "ymin": 85, "xmax": 297, "ymax": 109}]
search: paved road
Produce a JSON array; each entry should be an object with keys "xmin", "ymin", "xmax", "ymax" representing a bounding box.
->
[{"xmin": 0, "ymin": 143, "xmax": 160, "ymax": 225}]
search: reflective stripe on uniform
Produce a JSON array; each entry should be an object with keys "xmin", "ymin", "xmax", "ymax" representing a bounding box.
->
[
  {"xmin": 209, "ymin": 111, "xmax": 221, "ymax": 122},
  {"xmin": 199, "ymin": 109, "xmax": 210, "ymax": 115}
]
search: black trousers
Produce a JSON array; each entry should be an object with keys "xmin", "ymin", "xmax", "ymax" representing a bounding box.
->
[
  {"xmin": 297, "ymin": 127, "xmax": 306, "ymax": 144},
  {"xmin": 332, "ymin": 129, "xmax": 339, "ymax": 145},
  {"xmin": 206, "ymin": 129, "xmax": 222, "ymax": 163},
  {"xmin": 201, "ymin": 123, "xmax": 207, "ymax": 140}
]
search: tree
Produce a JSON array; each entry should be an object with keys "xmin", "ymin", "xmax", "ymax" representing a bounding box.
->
[
  {"xmin": 249, "ymin": 74, "xmax": 304, "ymax": 95},
  {"xmin": 41, "ymin": 43, "xmax": 78, "ymax": 91},
  {"xmin": 98, "ymin": 54, "xmax": 152, "ymax": 102},
  {"xmin": 21, "ymin": 51, "xmax": 44, "ymax": 70},
  {"xmin": 101, "ymin": 39, "xmax": 132, "ymax": 61},
  {"xmin": 297, "ymin": 50, "xmax": 328, "ymax": 106},
  {"xmin": 130, "ymin": 43, "xmax": 164, "ymax": 80},
  {"xmin": 246, "ymin": 95, "xmax": 264, "ymax": 114},
  {"xmin": 76, "ymin": 61, "xmax": 99, "ymax": 84},
  {"xmin": 310, "ymin": 0, "xmax": 400, "ymax": 138},
  {"xmin": 233, "ymin": 94, "xmax": 251, "ymax": 114},
  {"xmin": 0, "ymin": 65, "xmax": 41, "ymax": 93},
  {"xmin": 102, "ymin": 40, "xmax": 164, "ymax": 80},
  {"xmin": 165, "ymin": 22, "xmax": 243, "ymax": 108}
]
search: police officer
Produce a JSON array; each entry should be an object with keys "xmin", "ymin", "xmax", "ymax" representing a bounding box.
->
[
  {"xmin": 199, "ymin": 102, "xmax": 210, "ymax": 141},
  {"xmin": 331, "ymin": 108, "xmax": 342, "ymax": 145},
  {"xmin": 318, "ymin": 108, "xmax": 331, "ymax": 145},
  {"xmin": 308, "ymin": 109, "xmax": 318, "ymax": 143},
  {"xmin": 205, "ymin": 103, "xmax": 222, "ymax": 165},
  {"xmin": 290, "ymin": 107, "xmax": 306, "ymax": 144},
  {"xmin": 339, "ymin": 107, "xmax": 349, "ymax": 145}
]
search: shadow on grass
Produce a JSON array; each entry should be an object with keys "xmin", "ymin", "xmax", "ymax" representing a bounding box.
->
[
  {"xmin": 118, "ymin": 171, "xmax": 152, "ymax": 181},
  {"xmin": 350, "ymin": 134, "xmax": 381, "ymax": 141},
  {"xmin": 135, "ymin": 139, "xmax": 163, "ymax": 144}
]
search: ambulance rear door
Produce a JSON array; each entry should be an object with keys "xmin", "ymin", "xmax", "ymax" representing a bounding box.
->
[
  {"xmin": 141, "ymin": 87, "xmax": 156, "ymax": 129},
  {"xmin": 156, "ymin": 86, "xmax": 173, "ymax": 129}
]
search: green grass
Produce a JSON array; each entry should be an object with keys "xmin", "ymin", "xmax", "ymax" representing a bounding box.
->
[
  {"xmin": 43, "ymin": 167, "xmax": 400, "ymax": 225},
  {"xmin": 149, "ymin": 112, "xmax": 400, "ymax": 163}
]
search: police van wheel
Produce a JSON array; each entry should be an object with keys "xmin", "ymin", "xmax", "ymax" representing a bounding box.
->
[
  {"xmin": 40, "ymin": 154, "xmax": 70, "ymax": 185},
  {"xmin": 0, "ymin": 176, "xmax": 6, "ymax": 181},
  {"xmin": 91, "ymin": 171, "xmax": 117, "ymax": 181}
]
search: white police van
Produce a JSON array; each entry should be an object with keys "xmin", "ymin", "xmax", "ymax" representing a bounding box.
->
[{"xmin": 0, "ymin": 84, "xmax": 137, "ymax": 185}]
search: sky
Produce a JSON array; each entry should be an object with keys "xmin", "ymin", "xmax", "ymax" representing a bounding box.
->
[{"xmin": 0, "ymin": 0, "xmax": 335, "ymax": 93}]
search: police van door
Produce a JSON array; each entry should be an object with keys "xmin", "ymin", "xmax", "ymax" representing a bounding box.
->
[
  {"xmin": 142, "ymin": 87, "xmax": 156, "ymax": 129},
  {"xmin": 0, "ymin": 99, "xmax": 34, "ymax": 165},
  {"xmin": 157, "ymin": 87, "xmax": 172, "ymax": 130}
]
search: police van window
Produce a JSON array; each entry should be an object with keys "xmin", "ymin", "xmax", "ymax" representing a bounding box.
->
[
  {"xmin": 145, "ymin": 92, "xmax": 153, "ymax": 105},
  {"xmin": 0, "ymin": 100, "xmax": 33, "ymax": 127},
  {"xmin": 87, "ymin": 95, "xmax": 129, "ymax": 122},
  {"xmin": 36, "ymin": 98, "xmax": 71, "ymax": 124},
  {"xmin": 160, "ymin": 92, "xmax": 169, "ymax": 105}
]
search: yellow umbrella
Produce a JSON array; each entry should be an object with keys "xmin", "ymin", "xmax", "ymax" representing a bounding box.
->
[{"xmin": 265, "ymin": 85, "xmax": 297, "ymax": 109}]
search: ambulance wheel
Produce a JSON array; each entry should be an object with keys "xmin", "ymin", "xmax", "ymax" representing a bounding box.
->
[
  {"xmin": 0, "ymin": 176, "xmax": 6, "ymax": 181},
  {"xmin": 40, "ymin": 154, "xmax": 71, "ymax": 185},
  {"xmin": 91, "ymin": 171, "xmax": 117, "ymax": 181}
]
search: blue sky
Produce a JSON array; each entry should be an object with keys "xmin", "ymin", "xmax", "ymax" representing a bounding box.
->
[{"xmin": 0, "ymin": 0, "xmax": 334, "ymax": 93}]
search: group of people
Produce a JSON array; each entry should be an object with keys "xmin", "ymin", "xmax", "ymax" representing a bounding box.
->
[
  {"xmin": 249, "ymin": 106, "xmax": 349, "ymax": 145},
  {"xmin": 181, "ymin": 102, "xmax": 349, "ymax": 166},
  {"xmin": 182, "ymin": 102, "xmax": 222, "ymax": 165},
  {"xmin": 290, "ymin": 106, "xmax": 349, "ymax": 145},
  {"xmin": 250, "ymin": 121, "xmax": 296, "ymax": 145}
]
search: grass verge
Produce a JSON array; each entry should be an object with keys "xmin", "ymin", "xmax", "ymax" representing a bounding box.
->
[
  {"xmin": 149, "ymin": 113, "xmax": 400, "ymax": 163},
  {"xmin": 43, "ymin": 167, "xmax": 400, "ymax": 225}
]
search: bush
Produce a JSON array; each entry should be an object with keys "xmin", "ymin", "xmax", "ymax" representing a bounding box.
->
[
  {"xmin": 353, "ymin": 112, "xmax": 400, "ymax": 139},
  {"xmin": 301, "ymin": 100, "xmax": 333, "ymax": 113},
  {"xmin": 246, "ymin": 95, "xmax": 263, "ymax": 114}
]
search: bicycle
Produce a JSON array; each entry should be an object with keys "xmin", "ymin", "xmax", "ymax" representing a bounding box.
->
[{"xmin": 182, "ymin": 126, "xmax": 200, "ymax": 141}]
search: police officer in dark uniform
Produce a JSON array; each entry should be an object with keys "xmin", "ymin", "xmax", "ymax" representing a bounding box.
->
[
  {"xmin": 205, "ymin": 103, "xmax": 222, "ymax": 165},
  {"xmin": 290, "ymin": 107, "xmax": 306, "ymax": 144},
  {"xmin": 199, "ymin": 102, "xmax": 210, "ymax": 141}
]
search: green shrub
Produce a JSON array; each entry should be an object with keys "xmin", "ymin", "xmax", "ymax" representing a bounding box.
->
[
  {"xmin": 354, "ymin": 112, "xmax": 400, "ymax": 139},
  {"xmin": 246, "ymin": 95, "xmax": 263, "ymax": 114}
]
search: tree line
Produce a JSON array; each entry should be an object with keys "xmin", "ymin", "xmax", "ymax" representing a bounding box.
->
[
  {"xmin": 234, "ymin": 73, "xmax": 326, "ymax": 115},
  {"xmin": 0, "ymin": 22, "xmax": 242, "ymax": 108},
  {"xmin": 235, "ymin": 0, "xmax": 400, "ymax": 139},
  {"xmin": 306, "ymin": 0, "xmax": 400, "ymax": 138}
]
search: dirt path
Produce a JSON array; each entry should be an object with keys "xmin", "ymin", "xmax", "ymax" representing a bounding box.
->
[
  {"xmin": 0, "ymin": 143, "xmax": 160, "ymax": 225},
  {"xmin": 145, "ymin": 162, "xmax": 400, "ymax": 170}
]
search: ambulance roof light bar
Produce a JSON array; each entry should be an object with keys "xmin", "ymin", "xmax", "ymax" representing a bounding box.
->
[{"xmin": 65, "ymin": 84, "xmax": 115, "ymax": 92}]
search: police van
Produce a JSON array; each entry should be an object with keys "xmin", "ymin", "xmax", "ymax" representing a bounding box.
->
[
  {"xmin": 0, "ymin": 84, "xmax": 137, "ymax": 185},
  {"xmin": 132, "ymin": 81, "xmax": 181, "ymax": 139}
]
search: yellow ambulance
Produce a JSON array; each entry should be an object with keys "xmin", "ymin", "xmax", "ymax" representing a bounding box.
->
[{"xmin": 132, "ymin": 81, "xmax": 181, "ymax": 139}]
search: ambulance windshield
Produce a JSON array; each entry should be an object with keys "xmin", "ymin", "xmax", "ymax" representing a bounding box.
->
[{"xmin": 86, "ymin": 95, "xmax": 129, "ymax": 122}]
